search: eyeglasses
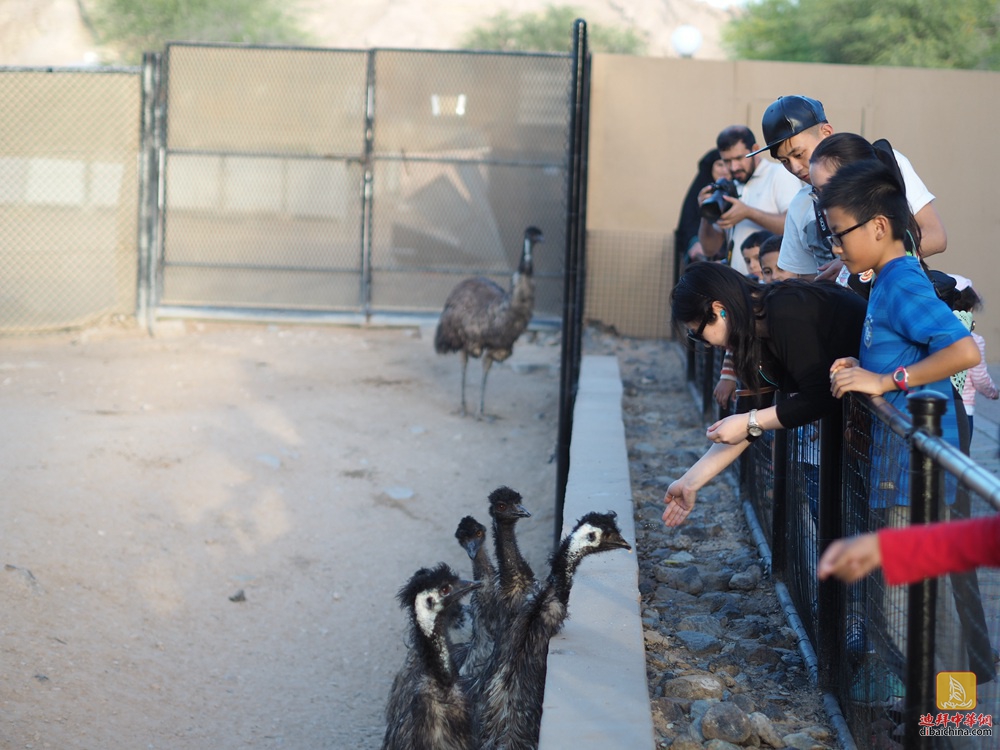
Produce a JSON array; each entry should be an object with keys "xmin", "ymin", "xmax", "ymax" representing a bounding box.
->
[
  {"xmin": 687, "ymin": 317, "xmax": 710, "ymax": 343},
  {"xmin": 826, "ymin": 218, "xmax": 871, "ymax": 248}
]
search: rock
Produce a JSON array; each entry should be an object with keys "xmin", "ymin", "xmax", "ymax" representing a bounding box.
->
[
  {"xmin": 651, "ymin": 585, "xmax": 700, "ymax": 608},
  {"xmin": 750, "ymin": 712, "xmax": 785, "ymax": 748},
  {"xmin": 782, "ymin": 732, "xmax": 829, "ymax": 749},
  {"xmin": 669, "ymin": 738, "xmax": 704, "ymax": 750},
  {"xmin": 705, "ymin": 741, "xmax": 742, "ymax": 750},
  {"xmin": 733, "ymin": 639, "xmax": 781, "ymax": 667},
  {"xmin": 731, "ymin": 693, "xmax": 755, "ymax": 714},
  {"xmin": 661, "ymin": 674, "xmax": 726, "ymax": 700},
  {"xmin": 645, "ymin": 629, "xmax": 670, "ymax": 648},
  {"xmin": 656, "ymin": 565, "xmax": 705, "ymax": 595},
  {"xmin": 675, "ymin": 631, "xmax": 723, "ymax": 655},
  {"xmin": 701, "ymin": 702, "xmax": 751, "ymax": 744},
  {"xmin": 729, "ymin": 564, "xmax": 763, "ymax": 591},
  {"xmin": 678, "ymin": 614, "xmax": 725, "ymax": 638},
  {"xmin": 652, "ymin": 696, "xmax": 690, "ymax": 723}
]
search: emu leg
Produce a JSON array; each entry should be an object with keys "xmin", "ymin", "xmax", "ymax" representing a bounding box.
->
[
  {"xmin": 478, "ymin": 357, "xmax": 493, "ymax": 419},
  {"xmin": 459, "ymin": 351, "xmax": 470, "ymax": 417}
]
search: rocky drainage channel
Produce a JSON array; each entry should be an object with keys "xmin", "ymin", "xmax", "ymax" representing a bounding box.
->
[{"xmin": 587, "ymin": 329, "xmax": 846, "ymax": 750}]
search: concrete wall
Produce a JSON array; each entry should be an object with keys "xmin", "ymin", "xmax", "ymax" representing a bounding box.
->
[{"xmin": 585, "ymin": 57, "xmax": 1000, "ymax": 345}]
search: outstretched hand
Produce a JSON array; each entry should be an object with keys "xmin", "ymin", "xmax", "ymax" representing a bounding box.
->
[
  {"xmin": 817, "ymin": 533, "xmax": 883, "ymax": 583},
  {"xmin": 663, "ymin": 480, "xmax": 697, "ymax": 527}
]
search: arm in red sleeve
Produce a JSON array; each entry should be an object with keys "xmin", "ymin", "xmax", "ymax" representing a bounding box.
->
[{"xmin": 878, "ymin": 514, "xmax": 1000, "ymax": 586}]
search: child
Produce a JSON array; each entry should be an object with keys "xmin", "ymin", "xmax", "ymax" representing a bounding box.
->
[
  {"xmin": 820, "ymin": 160, "xmax": 992, "ymax": 683},
  {"xmin": 739, "ymin": 229, "xmax": 772, "ymax": 282},
  {"xmin": 821, "ymin": 161, "xmax": 979, "ymax": 450},
  {"xmin": 819, "ymin": 514, "xmax": 1000, "ymax": 585},
  {"xmin": 950, "ymin": 275, "xmax": 999, "ymax": 438},
  {"xmin": 757, "ymin": 234, "xmax": 794, "ymax": 283}
]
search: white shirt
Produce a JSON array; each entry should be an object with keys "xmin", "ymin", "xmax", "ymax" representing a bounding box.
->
[
  {"xmin": 778, "ymin": 148, "xmax": 935, "ymax": 275},
  {"xmin": 728, "ymin": 158, "xmax": 803, "ymax": 275}
]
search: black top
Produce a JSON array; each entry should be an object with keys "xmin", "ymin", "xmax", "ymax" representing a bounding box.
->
[
  {"xmin": 676, "ymin": 149, "xmax": 721, "ymax": 254},
  {"xmin": 755, "ymin": 281, "xmax": 867, "ymax": 428}
]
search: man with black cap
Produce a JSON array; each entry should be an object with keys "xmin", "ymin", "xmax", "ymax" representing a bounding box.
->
[
  {"xmin": 696, "ymin": 124, "xmax": 802, "ymax": 276},
  {"xmin": 751, "ymin": 94, "xmax": 946, "ymax": 281}
]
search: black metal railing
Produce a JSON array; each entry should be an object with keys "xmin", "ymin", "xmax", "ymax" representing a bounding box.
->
[{"xmin": 686, "ymin": 341, "xmax": 1000, "ymax": 749}]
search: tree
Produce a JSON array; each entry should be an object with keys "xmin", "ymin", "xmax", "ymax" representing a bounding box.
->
[
  {"xmin": 88, "ymin": 0, "xmax": 310, "ymax": 64},
  {"xmin": 460, "ymin": 5, "xmax": 647, "ymax": 55},
  {"xmin": 724, "ymin": 0, "xmax": 1000, "ymax": 71}
]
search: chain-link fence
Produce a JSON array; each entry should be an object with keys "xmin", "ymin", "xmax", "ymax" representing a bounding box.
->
[
  {"xmin": 0, "ymin": 66, "xmax": 141, "ymax": 334},
  {"xmin": 155, "ymin": 43, "xmax": 573, "ymax": 321},
  {"xmin": 0, "ymin": 44, "xmax": 579, "ymax": 333}
]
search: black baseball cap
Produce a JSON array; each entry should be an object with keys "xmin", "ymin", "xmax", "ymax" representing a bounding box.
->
[{"xmin": 746, "ymin": 95, "xmax": 828, "ymax": 158}]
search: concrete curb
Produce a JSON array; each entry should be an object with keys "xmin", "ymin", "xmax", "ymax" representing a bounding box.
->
[{"xmin": 538, "ymin": 355, "xmax": 656, "ymax": 749}]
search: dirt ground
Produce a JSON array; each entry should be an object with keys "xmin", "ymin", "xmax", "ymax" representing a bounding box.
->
[{"xmin": 0, "ymin": 320, "xmax": 561, "ymax": 749}]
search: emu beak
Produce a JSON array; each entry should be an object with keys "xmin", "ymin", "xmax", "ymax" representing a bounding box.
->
[
  {"xmin": 461, "ymin": 537, "xmax": 483, "ymax": 560},
  {"xmin": 603, "ymin": 534, "xmax": 632, "ymax": 552},
  {"xmin": 446, "ymin": 579, "xmax": 482, "ymax": 605},
  {"xmin": 513, "ymin": 504, "xmax": 532, "ymax": 519}
]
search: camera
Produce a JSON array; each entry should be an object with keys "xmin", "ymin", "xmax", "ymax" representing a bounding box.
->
[{"xmin": 699, "ymin": 179, "xmax": 739, "ymax": 223}]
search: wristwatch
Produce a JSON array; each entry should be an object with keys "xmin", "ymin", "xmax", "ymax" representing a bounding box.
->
[
  {"xmin": 892, "ymin": 365, "xmax": 910, "ymax": 393},
  {"xmin": 747, "ymin": 409, "xmax": 763, "ymax": 438}
]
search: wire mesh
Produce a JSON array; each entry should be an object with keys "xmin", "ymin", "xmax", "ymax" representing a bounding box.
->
[
  {"xmin": 158, "ymin": 44, "xmax": 572, "ymax": 318},
  {"xmin": 0, "ymin": 67, "xmax": 141, "ymax": 333},
  {"xmin": 160, "ymin": 44, "xmax": 370, "ymax": 311},
  {"xmin": 684, "ymin": 347, "xmax": 1000, "ymax": 747},
  {"xmin": 369, "ymin": 50, "xmax": 570, "ymax": 319}
]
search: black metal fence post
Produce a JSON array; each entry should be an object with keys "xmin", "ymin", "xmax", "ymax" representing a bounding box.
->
[
  {"xmin": 770, "ymin": 401, "xmax": 788, "ymax": 576},
  {"xmin": 555, "ymin": 19, "xmax": 589, "ymax": 546},
  {"xmin": 137, "ymin": 52, "xmax": 164, "ymax": 333},
  {"xmin": 904, "ymin": 391, "xmax": 946, "ymax": 748}
]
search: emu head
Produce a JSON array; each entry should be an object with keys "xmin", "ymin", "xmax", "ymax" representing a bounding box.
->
[
  {"xmin": 518, "ymin": 226, "xmax": 544, "ymax": 275},
  {"xmin": 455, "ymin": 515, "xmax": 487, "ymax": 561},
  {"xmin": 398, "ymin": 562, "xmax": 481, "ymax": 639},
  {"xmin": 488, "ymin": 485, "xmax": 531, "ymax": 522},
  {"xmin": 565, "ymin": 511, "xmax": 632, "ymax": 559}
]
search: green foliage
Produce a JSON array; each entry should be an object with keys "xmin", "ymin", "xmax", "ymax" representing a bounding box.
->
[
  {"xmin": 724, "ymin": 0, "xmax": 1000, "ymax": 70},
  {"xmin": 89, "ymin": 0, "xmax": 310, "ymax": 63},
  {"xmin": 461, "ymin": 5, "xmax": 647, "ymax": 55}
]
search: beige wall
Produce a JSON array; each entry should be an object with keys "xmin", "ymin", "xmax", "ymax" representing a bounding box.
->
[{"xmin": 586, "ymin": 56, "xmax": 1000, "ymax": 346}]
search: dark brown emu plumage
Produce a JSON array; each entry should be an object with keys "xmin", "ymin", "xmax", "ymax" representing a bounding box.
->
[
  {"xmin": 381, "ymin": 564, "xmax": 481, "ymax": 750},
  {"xmin": 474, "ymin": 512, "xmax": 632, "ymax": 750},
  {"xmin": 434, "ymin": 226, "xmax": 544, "ymax": 418}
]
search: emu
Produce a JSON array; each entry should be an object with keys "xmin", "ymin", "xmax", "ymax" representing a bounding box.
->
[
  {"xmin": 488, "ymin": 486, "xmax": 537, "ymax": 624},
  {"xmin": 454, "ymin": 515, "xmax": 501, "ymax": 680},
  {"xmin": 381, "ymin": 563, "xmax": 481, "ymax": 750},
  {"xmin": 434, "ymin": 226, "xmax": 544, "ymax": 418},
  {"xmin": 475, "ymin": 511, "xmax": 632, "ymax": 750}
]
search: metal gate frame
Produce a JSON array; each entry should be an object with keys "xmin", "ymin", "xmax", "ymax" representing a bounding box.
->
[{"xmin": 138, "ymin": 42, "xmax": 587, "ymax": 330}]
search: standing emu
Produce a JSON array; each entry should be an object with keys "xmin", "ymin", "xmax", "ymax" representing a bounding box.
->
[
  {"xmin": 434, "ymin": 226, "xmax": 544, "ymax": 418},
  {"xmin": 381, "ymin": 563, "xmax": 481, "ymax": 750},
  {"xmin": 475, "ymin": 512, "xmax": 632, "ymax": 750}
]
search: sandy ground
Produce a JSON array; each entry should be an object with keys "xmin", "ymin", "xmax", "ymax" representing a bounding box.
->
[{"xmin": 0, "ymin": 320, "xmax": 560, "ymax": 749}]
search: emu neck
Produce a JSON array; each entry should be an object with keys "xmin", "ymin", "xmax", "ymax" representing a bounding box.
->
[
  {"xmin": 494, "ymin": 518, "xmax": 532, "ymax": 588},
  {"xmin": 416, "ymin": 624, "xmax": 458, "ymax": 687}
]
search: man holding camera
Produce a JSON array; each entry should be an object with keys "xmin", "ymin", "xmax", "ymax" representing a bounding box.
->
[{"xmin": 695, "ymin": 125, "xmax": 802, "ymax": 275}]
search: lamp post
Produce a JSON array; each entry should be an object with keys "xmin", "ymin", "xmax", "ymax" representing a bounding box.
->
[{"xmin": 671, "ymin": 25, "xmax": 703, "ymax": 58}]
